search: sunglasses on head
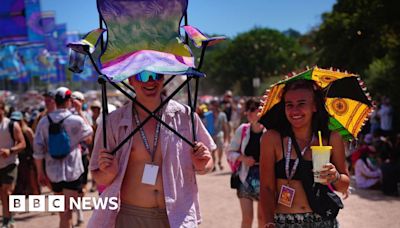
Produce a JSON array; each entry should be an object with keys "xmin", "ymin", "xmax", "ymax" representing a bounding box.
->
[{"xmin": 134, "ymin": 71, "xmax": 163, "ymax": 82}]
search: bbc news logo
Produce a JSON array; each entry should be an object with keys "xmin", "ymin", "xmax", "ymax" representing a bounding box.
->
[{"xmin": 9, "ymin": 195, "xmax": 118, "ymax": 212}]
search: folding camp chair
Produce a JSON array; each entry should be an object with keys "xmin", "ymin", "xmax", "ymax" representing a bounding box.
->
[{"xmin": 67, "ymin": 0, "xmax": 224, "ymax": 154}]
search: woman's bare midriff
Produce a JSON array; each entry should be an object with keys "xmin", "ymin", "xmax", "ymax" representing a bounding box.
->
[
  {"xmin": 274, "ymin": 136, "xmax": 324, "ymax": 214},
  {"xmin": 275, "ymin": 179, "xmax": 313, "ymax": 213}
]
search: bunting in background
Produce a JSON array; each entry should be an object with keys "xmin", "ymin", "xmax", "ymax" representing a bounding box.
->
[
  {"xmin": 0, "ymin": 0, "xmax": 70, "ymax": 84},
  {"xmin": 72, "ymin": 60, "xmax": 97, "ymax": 82},
  {"xmin": 0, "ymin": 45, "xmax": 27, "ymax": 80},
  {"xmin": 25, "ymin": 0, "xmax": 45, "ymax": 43},
  {"xmin": 0, "ymin": 0, "xmax": 28, "ymax": 44},
  {"xmin": 18, "ymin": 43, "xmax": 46, "ymax": 77}
]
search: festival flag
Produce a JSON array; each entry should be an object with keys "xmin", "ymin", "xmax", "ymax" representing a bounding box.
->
[
  {"xmin": 18, "ymin": 43, "xmax": 47, "ymax": 78},
  {"xmin": 0, "ymin": 45, "xmax": 27, "ymax": 80},
  {"xmin": 73, "ymin": 60, "xmax": 97, "ymax": 82},
  {"xmin": 0, "ymin": 0, "xmax": 28, "ymax": 44},
  {"xmin": 25, "ymin": 0, "xmax": 45, "ymax": 43},
  {"xmin": 56, "ymin": 24, "xmax": 68, "ymax": 55}
]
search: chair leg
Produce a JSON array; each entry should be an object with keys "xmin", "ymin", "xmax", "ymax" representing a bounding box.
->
[
  {"xmin": 99, "ymin": 77, "xmax": 108, "ymax": 149},
  {"xmin": 107, "ymin": 77, "xmax": 196, "ymax": 155},
  {"xmin": 187, "ymin": 76, "xmax": 197, "ymax": 142}
]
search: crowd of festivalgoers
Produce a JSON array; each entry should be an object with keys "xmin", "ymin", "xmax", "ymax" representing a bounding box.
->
[
  {"xmin": 0, "ymin": 88, "xmax": 115, "ymax": 227},
  {"xmin": 197, "ymin": 91, "xmax": 400, "ymax": 226},
  {"xmin": 349, "ymin": 96, "xmax": 400, "ymax": 196},
  {"xmin": 0, "ymin": 88, "xmax": 399, "ymax": 227},
  {"xmin": 200, "ymin": 93, "xmax": 400, "ymax": 194}
]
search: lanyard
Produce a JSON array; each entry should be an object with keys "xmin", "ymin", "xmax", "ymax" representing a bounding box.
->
[
  {"xmin": 133, "ymin": 106, "xmax": 161, "ymax": 162},
  {"xmin": 285, "ymin": 136, "xmax": 314, "ymax": 181}
]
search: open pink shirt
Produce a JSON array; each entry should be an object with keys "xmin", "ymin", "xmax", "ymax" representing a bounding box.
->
[{"xmin": 88, "ymin": 99, "xmax": 216, "ymax": 228}]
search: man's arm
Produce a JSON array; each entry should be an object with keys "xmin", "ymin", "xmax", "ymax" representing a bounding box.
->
[
  {"xmin": 74, "ymin": 99, "xmax": 92, "ymax": 126},
  {"xmin": 0, "ymin": 122, "xmax": 26, "ymax": 157},
  {"xmin": 82, "ymin": 135, "xmax": 93, "ymax": 149},
  {"xmin": 191, "ymin": 142, "xmax": 213, "ymax": 175},
  {"xmin": 76, "ymin": 115, "xmax": 94, "ymax": 151},
  {"xmin": 12, "ymin": 122, "xmax": 26, "ymax": 153},
  {"xmin": 91, "ymin": 149, "xmax": 119, "ymax": 185},
  {"xmin": 32, "ymin": 119, "xmax": 50, "ymax": 186},
  {"xmin": 191, "ymin": 112, "xmax": 216, "ymax": 174},
  {"xmin": 34, "ymin": 158, "xmax": 49, "ymax": 186},
  {"xmin": 89, "ymin": 115, "xmax": 118, "ymax": 185}
]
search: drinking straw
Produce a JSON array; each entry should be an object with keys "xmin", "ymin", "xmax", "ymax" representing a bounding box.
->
[{"xmin": 318, "ymin": 131, "xmax": 323, "ymax": 146}]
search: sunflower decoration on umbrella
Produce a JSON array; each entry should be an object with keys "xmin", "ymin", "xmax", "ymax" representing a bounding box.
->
[{"xmin": 258, "ymin": 66, "xmax": 374, "ymax": 141}]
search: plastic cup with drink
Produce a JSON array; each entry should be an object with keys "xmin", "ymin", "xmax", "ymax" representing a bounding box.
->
[{"xmin": 311, "ymin": 131, "xmax": 332, "ymax": 183}]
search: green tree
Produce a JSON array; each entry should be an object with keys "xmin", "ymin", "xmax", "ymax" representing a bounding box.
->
[
  {"xmin": 315, "ymin": 0, "xmax": 400, "ymax": 130},
  {"xmin": 315, "ymin": 0, "xmax": 399, "ymax": 73},
  {"xmin": 201, "ymin": 27, "xmax": 303, "ymax": 96}
]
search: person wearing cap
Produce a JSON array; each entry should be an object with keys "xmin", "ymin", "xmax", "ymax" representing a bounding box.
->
[
  {"xmin": 90, "ymin": 100, "xmax": 101, "ymax": 131},
  {"xmin": 32, "ymin": 90, "xmax": 57, "ymax": 132},
  {"xmin": 33, "ymin": 87, "xmax": 93, "ymax": 228},
  {"xmin": 0, "ymin": 101, "xmax": 26, "ymax": 227},
  {"xmin": 88, "ymin": 71, "xmax": 216, "ymax": 228},
  {"xmin": 71, "ymin": 91, "xmax": 92, "ymax": 125},
  {"xmin": 71, "ymin": 91, "xmax": 93, "ymax": 225}
]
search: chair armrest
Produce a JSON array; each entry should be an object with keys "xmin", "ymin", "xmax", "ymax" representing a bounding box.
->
[
  {"xmin": 67, "ymin": 28, "xmax": 106, "ymax": 54},
  {"xmin": 182, "ymin": 25, "xmax": 225, "ymax": 48},
  {"xmin": 67, "ymin": 28, "xmax": 106, "ymax": 73}
]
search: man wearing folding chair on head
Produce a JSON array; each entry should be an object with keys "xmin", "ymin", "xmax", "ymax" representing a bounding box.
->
[
  {"xmin": 89, "ymin": 70, "xmax": 216, "ymax": 228},
  {"xmin": 68, "ymin": 1, "xmax": 225, "ymax": 227}
]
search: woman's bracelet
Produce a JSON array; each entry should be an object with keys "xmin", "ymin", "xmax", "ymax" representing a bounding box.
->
[{"xmin": 331, "ymin": 172, "xmax": 341, "ymax": 185}]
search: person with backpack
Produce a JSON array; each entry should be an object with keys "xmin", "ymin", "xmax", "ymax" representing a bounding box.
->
[
  {"xmin": 33, "ymin": 87, "xmax": 93, "ymax": 228},
  {"xmin": 32, "ymin": 90, "xmax": 57, "ymax": 132},
  {"xmin": 227, "ymin": 98, "xmax": 265, "ymax": 228},
  {"xmin": 0, "ymin": 100, "xmax": 26, "ymax": 228}
]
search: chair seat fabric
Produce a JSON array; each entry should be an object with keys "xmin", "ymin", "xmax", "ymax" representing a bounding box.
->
[{"xmin": 102, "ymin": 49, "xmax": 197, "ymax": 82}]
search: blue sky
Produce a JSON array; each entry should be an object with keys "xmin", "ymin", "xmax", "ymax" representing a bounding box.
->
[{"xmin": 40, "ymin": 0, "xmax": 336, "ymax": 37}]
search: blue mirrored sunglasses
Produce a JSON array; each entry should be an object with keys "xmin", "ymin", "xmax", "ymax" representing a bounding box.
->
[{"xmin": 134, "ymin": 71, "xmax": 163, "ymax": 82}]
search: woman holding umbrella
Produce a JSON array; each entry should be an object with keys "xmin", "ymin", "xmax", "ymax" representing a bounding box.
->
[{"xmin": 259, "ymin": 78, "xmax": 351, "ymax": 227}]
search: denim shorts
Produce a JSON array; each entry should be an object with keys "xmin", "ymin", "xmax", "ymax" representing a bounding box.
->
[{"xmin": 237, "ymin": 165, "xmax": 260, "ymax": 201}]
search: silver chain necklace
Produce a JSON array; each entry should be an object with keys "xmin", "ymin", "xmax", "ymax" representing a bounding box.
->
[{"xmin": 133, "ymin": 106, "xmax": 161, "ymax": 162}]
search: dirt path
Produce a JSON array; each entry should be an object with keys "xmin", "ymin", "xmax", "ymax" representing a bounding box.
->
[
  {"xmin": 5, "ymin": 164, "xmax": 400, "ymax": 227},
  {"xmin": 197, "ymin": 168, "xmax": 400, "ymax": 227}
]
